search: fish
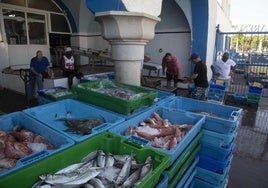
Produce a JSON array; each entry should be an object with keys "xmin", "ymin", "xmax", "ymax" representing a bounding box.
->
[
  {"xmin": 122, "ymin": 167, "xmax": 141, "ymax": 187},
  {"xmin": 97, "ymin": 150, "xmax": 106, "ymax": 167},
  {"xmin": 135, "ymin": 156, "xmax": 153, "ymax": 186},
  {"xmin": 88, "ymin": 177, "xmax": 105, "ymax": 188},
  {"xmin": 115, "ymin": 154, "xmax": 133, "ymax": 186},
  {"xmin": 58, "ymin": 118, "xmax": 105, "ymax": 134},
  {"xmin": 105, "ymin": 152, "xmax": 115, "ymax": 167},
  {"xmin": 81, "ymin": 150, "xmax": 98, "ymax": 163},
  {"xmin": 0, "ymin": 158, "xmax": 17, "ymax": 169}
]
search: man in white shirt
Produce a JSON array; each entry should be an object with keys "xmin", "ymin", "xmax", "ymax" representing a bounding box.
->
[{"xmin": 211, "ymin": 52, "xmax": 236, "ymax": 86}]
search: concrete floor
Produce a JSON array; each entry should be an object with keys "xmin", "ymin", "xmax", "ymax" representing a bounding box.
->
[{"xmin": 0, "ymin": 68, "xmax": 268, "ymax": 187}]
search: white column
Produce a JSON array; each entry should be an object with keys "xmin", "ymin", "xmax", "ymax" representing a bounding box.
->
[{"xmin": 95, "ymin": 11, "xmax": 160, "ymax": 86}]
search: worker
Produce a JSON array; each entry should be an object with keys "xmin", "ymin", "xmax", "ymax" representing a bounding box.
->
[
  {"xmin": 61, "ymin": 47, "xmax": 84, "ymax": 88},
  {"xmin": 162, "ymin": 52, "xmax": 181, "ymax": 88},
  {"xmin": 187, "ymin": 53, "xmax": 208, "ymax": 100},
  {"xmin": 211, "ymin": 52, "xmax": 237, "ymax": 87},
  {"xmin": 28, "ymin": 50, "xmax": 50, "ymax": 105}
]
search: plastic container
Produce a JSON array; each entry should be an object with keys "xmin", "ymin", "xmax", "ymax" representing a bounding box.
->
[
  {"xmin": 168, "ymin": 155, "xmax": 199, "ymax": 188},
  {"xmin": 165, "ymin": 132, "xmax": 202, "ymax": 180},
  {"xmin": 155, "ymin": 173, "xmax": 169, "ymax": 188},
  {"xmin": 0, "ymin": 112, "xmax": 75, "ymax": 178},
  {"xmin": 248, "ymin": 82, "xmax": 263, "ymax": 94},
  {"xmin": 38, "ymin": 96, "xmax": 53, "ymax": 105},
  {"xmin": 209, "ymin": 79, "xmax": 227, "ymax": 90},
  {"xmin": 37, "ymin": 86, "xmax": 67, "ymax": 97},
  {"xmin": 207, "ymin": 88, "xmax": 225, "ymax": 102},
  {"xmin": 165, "ymin": 96, "xmax": 242, "ymax": 134},
  {"xmin": 23, "ymin": 99, "xmax": 125, "ymax": 143},
  {"xmin": 81, "ymin": 72, "xmax": 115, "ymax": 83},
  {"xmin": 0, "ymin": 132, "xmax": 170, "ymax": 188},
  {"xmin": 197, "ymin": 153, "xmax": 233, "ymax": 174},
  {"xmin": 72, "ymin": 80, "xmax": 158, "ymax": 115},
  {"xmin": 175, "ymin": 157, "xmax": 198, "ymax": 188},
  {"xmin": 193, "ymin": 177, "xmax": 228, "ymax": 188},
  {"xmin": 109, "ymin": 105, "xmax": 205, "ymax": 165},
  {"xmin": 234, "ymin": 93, "xmax": 247, "ymax": 101},
  {"xmin": 199, "ymin": 140, "xmax": 235, "ymax": 161},
  {"xmin": 200, "ymin": 124, "xmax": 238, "ymax": 148},
  {"xmin": 195, "ymin": 162, "xmax": 231, "ymax": 186}
]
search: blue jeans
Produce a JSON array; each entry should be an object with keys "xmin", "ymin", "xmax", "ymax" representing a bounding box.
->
[{"xmin": 27, "ymin": 75, "xmax": 44, "ymax": 101}]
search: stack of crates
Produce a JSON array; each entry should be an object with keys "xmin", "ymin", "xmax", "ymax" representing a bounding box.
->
[
  {"xmin": 247, "ymin": 82, "xmax": 262, "ymax": 104},
  {"xmin": 207, "ymin": 80, "xmax": 227, "ymax": 104},
  {"xmin": 163, "ymin": 96, "xmax": 242, "ymax": 187}
]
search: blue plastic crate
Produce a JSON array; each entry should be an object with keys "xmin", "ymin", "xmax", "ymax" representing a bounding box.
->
[
  {"xmin": 234, "ymin": 93, "xmax": 247, "ymax": 101},
  {"xmin": 155, "ymin": 173, "xmax": 169, "ymax": 188},
  {"xmin": 0, "ymin": 112, "xmax": 75, "ymax": 178},
  {"xmin": 193, "ymin": 177, "xmax": 228, "ymax": 188},
  {"xmin": 23, "ymin": 99, "xmax": 125, "ymax": 143},
  {"xmin": 199, "ymin": 140, "xmax": 235, "ymax": 161},
  {"xmin": 164, "ymin": 96, "xmax": 242, "ymax": 134},
  {"xmin": 175, "ymin": 157, "xmax": 199, "ymax": 188},
  {"xmin": 195, "ymin": 162, "xmax": 231, "ymax": 187},
  {"xmin": 197, "ymin": 153, "xmax": 233, "ymax": 174},
  {"xmin": 207, "ymin": 88, "xmax": 225, "ymax": 102},
  {"xmin": 200, "ymin": 124, "xmax": 238, "ymax": 148},
  {"xmin": 38, "ymin": 96, "xmax": 53, "ymax": 105},
  {"xmin": 248, "ymin": 83, "xmax": 263, "ymax": 94},
  {"xmin": 209, "ymin": 80, "xmax": 227, "ymax": 90},
  {"xmin": 109, "ymin": 105, "xmax": 205, "ymax": 165}
]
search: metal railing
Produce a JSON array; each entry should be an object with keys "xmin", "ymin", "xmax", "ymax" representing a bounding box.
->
[{"xmin": 228, "ymin": 61, "xmax": 268, "ymax": 98}]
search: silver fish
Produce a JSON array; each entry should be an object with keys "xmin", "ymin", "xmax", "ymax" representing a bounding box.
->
[
  {"xmin": 140, "ymin": 156, "xmax": 153, "ymax": 180},
  {"xmin": 122, "ymin": 167, "xmax": 141, "ymax": 187},
  {"xmin": 97, "ymin": 150, "xmax": 106, "ymax": 167},
  {"xmin": 84, "ymin": 183, "xmax": 94, "ymax": 188},
  {"xmin": 39, "ymin": 173, "xmax": 79, "ymax": 185},
  {"xmin": 55, "ymin": 163, "xmax": 84, "ymax": 175},
  {"xmin": 115, "ymin": 154, "xmax": 133, "ymax": 186},
  {"xmin": 64, "ymin": 168, "xmax": 103, "ymax": 185},
  {"xmin": 88, "ymin": 177, "xmax": 105, "ymax": 188},
  {"xmin": 105, "ymin": 153, "xmax": 115, "ymax": 167},
  {"xmin": 81, "ymin": 150, "xmax": 98, "ymax": 163}
]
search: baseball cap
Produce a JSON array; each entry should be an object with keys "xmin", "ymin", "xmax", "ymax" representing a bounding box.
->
[
  {"xmin": 189, "ymin": 53, "xmax": 199, "ymax": 61},
  {"xmin": 65, "ymin": 47, "xmax": 72, "ymax": 52}
]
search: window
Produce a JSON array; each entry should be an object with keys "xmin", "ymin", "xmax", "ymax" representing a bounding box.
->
[
  {"xmin": 50, "ymin": 14, "xmax": 70, "ymax": 33},
  {"xmin": 27, "ymin": 13, "xmax": 46, "ymax": 44},
  {"xmin": 3, "ymin": 9, "xmax": 27, "ymax": 44}
]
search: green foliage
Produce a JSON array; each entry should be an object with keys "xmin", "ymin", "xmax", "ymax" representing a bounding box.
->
[{"xmin": 231, "ymin": 34, "xmax": 268, "ymax": 52}]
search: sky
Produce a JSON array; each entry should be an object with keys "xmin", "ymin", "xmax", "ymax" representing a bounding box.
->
[{"xmin": 230, "ymin": 0, "xmax": 268, "ymax": 25}]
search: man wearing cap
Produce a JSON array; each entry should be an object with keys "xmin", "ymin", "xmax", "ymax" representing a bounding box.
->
[
  {"xmin": 187, "ymin": 53, "xmax": 208, "ymax": 100},
  {"xmin": 61, "ymin": 47, "xmax": 83, "ymax": 88}
]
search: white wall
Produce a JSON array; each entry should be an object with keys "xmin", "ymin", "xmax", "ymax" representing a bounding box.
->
[{"xmin": 145, "ymin": 32, "xmax": 191, "ymax": 78}]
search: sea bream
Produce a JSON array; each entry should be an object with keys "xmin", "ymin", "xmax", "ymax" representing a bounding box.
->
[{"xmin": 57, "ymin": 117, "xmax": 105, "ymax": 134}]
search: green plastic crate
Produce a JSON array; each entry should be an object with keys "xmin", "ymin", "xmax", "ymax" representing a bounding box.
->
[
  {"xmin": 168, "ymin": 146, "xmax": 200, "ymax": 188},
  {"xmin": 164, "ymin": 132, "xmax": 202, "ymax": 180},
  {"xmin": 72, "ymin": 81, "xmax": 158, "ymax": 115},
  {"xmin": 0, "ymin": 132, "xmax": 170, "ymax": 188}
]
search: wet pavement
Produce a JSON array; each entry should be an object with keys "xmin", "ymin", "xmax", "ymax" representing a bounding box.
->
[{"xmin": 225, "ymin": 96, "xmax": 268, "ymax": 188}]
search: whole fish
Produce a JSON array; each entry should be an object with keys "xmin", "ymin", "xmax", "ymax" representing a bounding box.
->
[
  {"xmin": 115, "ymin": 154, "xmax": 133, "ymax": 186},
  {"xmin": 88, "ymin": 177, "xmax": 105, "ymax": 188},
  {"xmin": 58, "ymin": 118, "xmax": 105, "ymax": 134},
  {"xmin": 81, "ymin": 150, "xmax": 98, "ymax": 163},
  {"xmin": 105, "ymin": 152, "xmax": 115, "ymax": 167},
  {"xmin": 122, "ymin": 167, "xmax": 141, "ymax": 187},
  {"xmin": 97, "ymin": 150, "xmax": 106, "ymax": 167}
]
